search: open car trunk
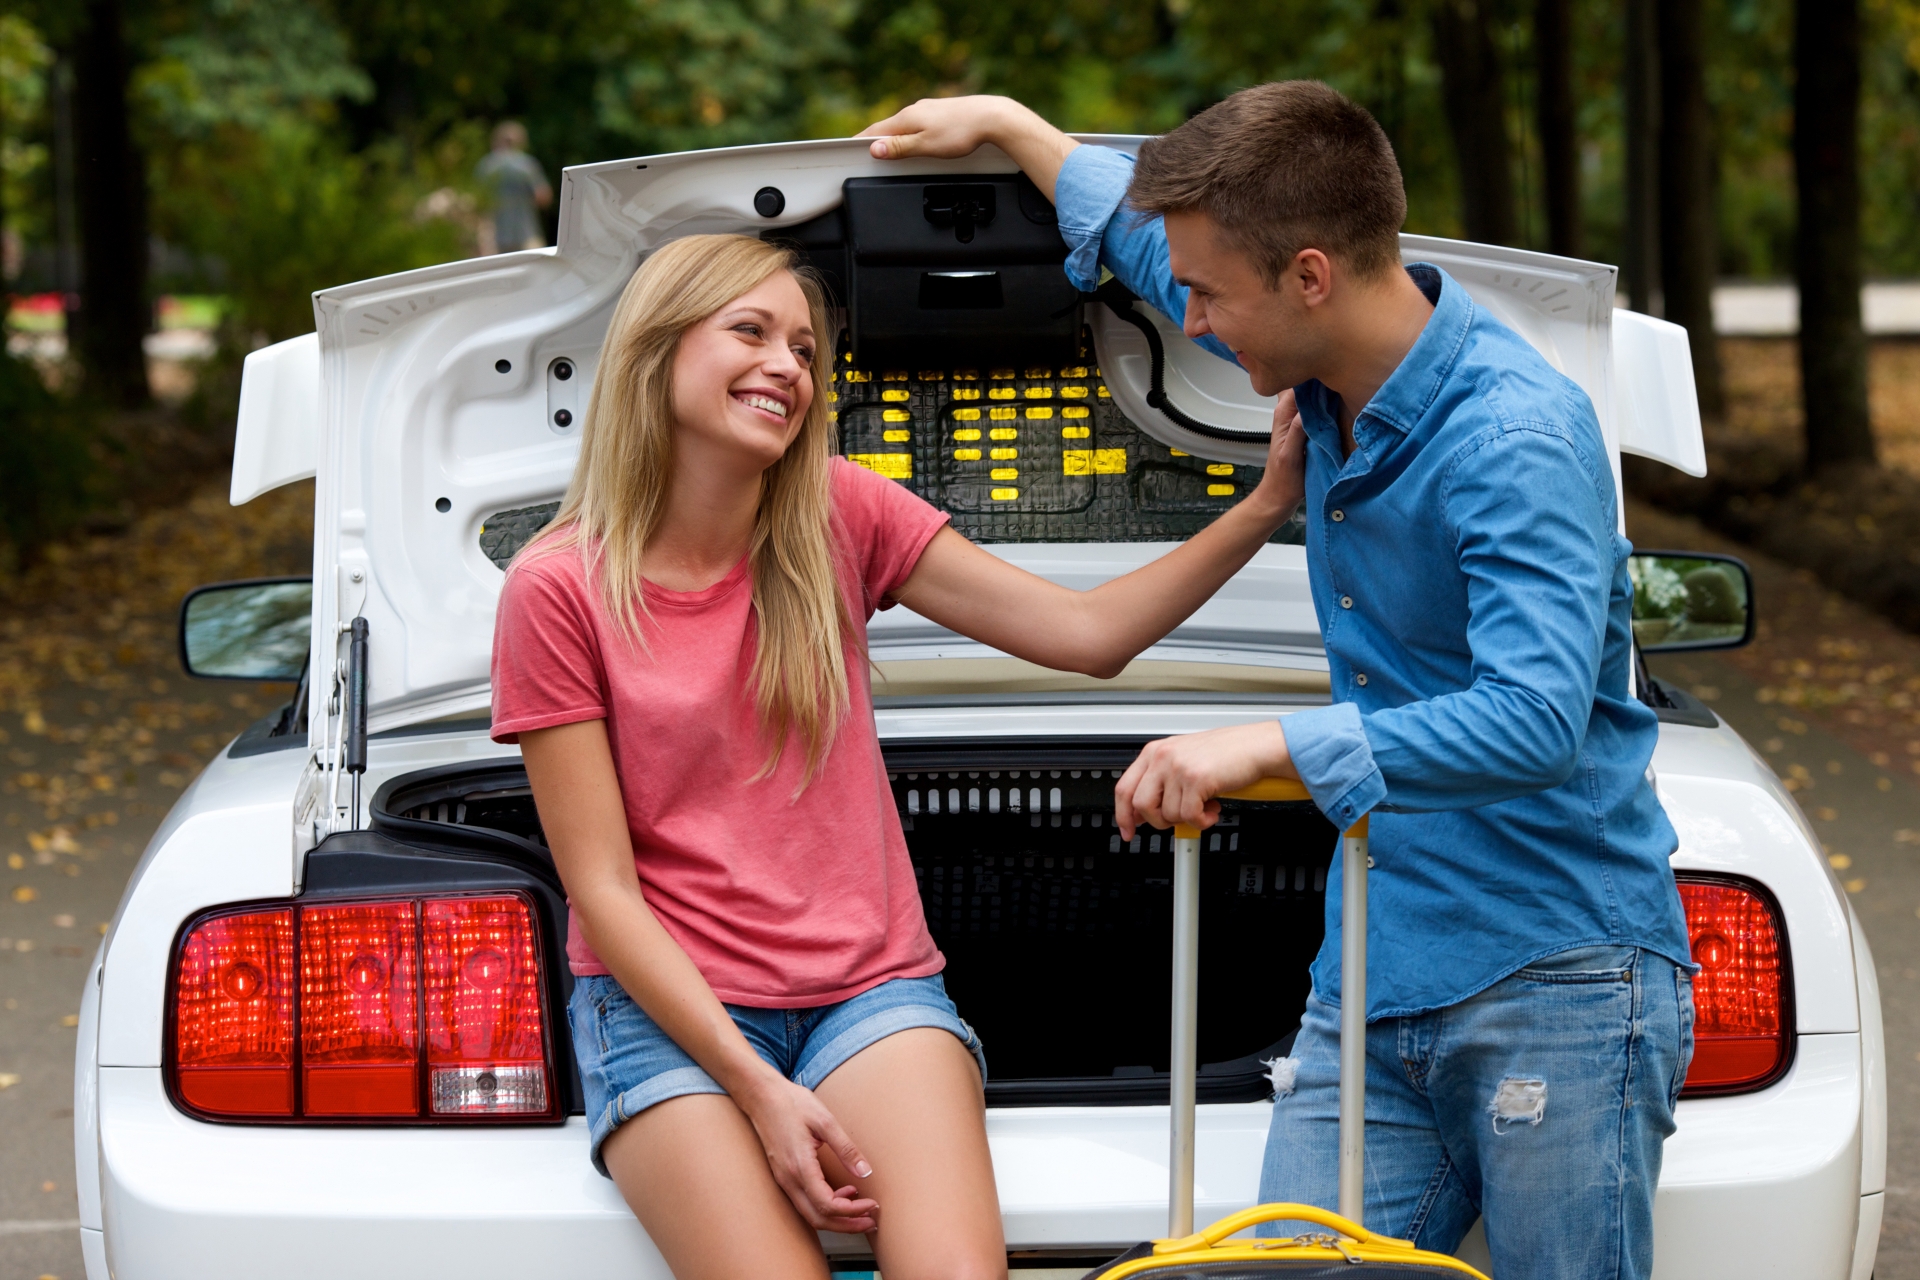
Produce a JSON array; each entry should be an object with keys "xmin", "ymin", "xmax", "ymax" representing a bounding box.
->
[{"xmin": 371, "ymin": 742, "xmax": 1336, "ymax": 1109}]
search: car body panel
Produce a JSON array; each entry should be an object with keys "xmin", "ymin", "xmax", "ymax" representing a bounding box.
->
[
  {"xmin": 1612, "ymin": 309, "xmax": 1709, "ymax": 477},
  {"xmin": 96, "ymin": 760, "xmax": 303, "ymax": 1068},
  {"xmin": 74, "ymin": 940, "xmax": 105, "ymax": 1231},
  {"xmin": 231, "ymin": 331, "xmax": 322, "ymax": 504},
  {"xmin": 1852, "ymin": 1192, "xmax": 1884, "ymax": 1280},
  {"xmin": 96, "ymin": 1034, "xmax": 1863, "ymax": 1279},
  {"xmin": 1851, "ymin": 904, "xmax": 1886, "ymax": 1194}
]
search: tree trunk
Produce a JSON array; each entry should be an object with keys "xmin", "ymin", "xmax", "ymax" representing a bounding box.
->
[
  {"xmin": 1656, "ymin": 0, "xmax": 1725, "ymax": 418},
  {"xmin": 1623, "ymin": 0, "xmax": 1660, "ymax": 313},
  {"xmin": 1430, "ymin": 0, "xmax": 1518, "ymax": 247},
  {"xmin": 1533, "ymin": 0, "xmax": 1582, "ymax": 259},
  {"xmin": 1795, "ymin": 0, "xmax": 1872, "ymax": 470},
  {"xmin": 69, "ymin": 0, "xmax": 149, "ymax": 408}
]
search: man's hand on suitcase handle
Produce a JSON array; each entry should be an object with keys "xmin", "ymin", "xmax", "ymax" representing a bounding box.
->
[
  {"xmin": 738, "ymin": 1074, "xmax": 879, "ymax": 1233},
  {"xmin": 1114, "ymin": 721, "xmax": 1298, "ymax": 838}
]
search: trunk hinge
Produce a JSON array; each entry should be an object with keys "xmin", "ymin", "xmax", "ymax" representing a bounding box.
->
[{"xmin": 293, "ymin": 615, "xmax": 371, "ymax": 878}]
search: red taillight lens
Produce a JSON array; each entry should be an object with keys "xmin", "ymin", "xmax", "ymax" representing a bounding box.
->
[
  {"xmin": 172, "ymin": 908, "xmax": 296, "ymax": 1116},
  {"xmin": 423, "ymin": 896, "xmax": 550, "ymax": 1115},
  {"xmin": 1678, "ymin": 877, "xmax": 1790, "ymax": 1095},
  {"xmin": 168, "ymin": 893, "xmax": 555, "ymax": 1123},
  {"xmin": 300, "ymin": 901, "xmax": 420, "ymax": 1115}
]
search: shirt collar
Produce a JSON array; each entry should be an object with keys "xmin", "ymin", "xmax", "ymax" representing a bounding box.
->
[
  {"xmin": 1292, "ymin": 264, "xmax": 1474, "ymax": 475},
  {"xmin": 1349, "ymin": 263, "xmax": 1472, "ymax": 439}
]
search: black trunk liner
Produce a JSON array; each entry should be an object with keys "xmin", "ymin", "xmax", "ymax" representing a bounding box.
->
[{"xmin": 373, "ymin": 744, "xmax": 1337, "ymax": 1106}]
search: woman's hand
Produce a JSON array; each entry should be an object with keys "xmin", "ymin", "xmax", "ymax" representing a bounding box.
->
[
  {"xmin": 1243, "ymin": 388, "xmax": 1307, "ymax": 530},
  {"xmin": 860, "ymin": 95, "xmax": 1079, "ymax": 202},
  {"xmin": 736, "ymin": 1072, "xmax": 880, "ymax": 1234}
]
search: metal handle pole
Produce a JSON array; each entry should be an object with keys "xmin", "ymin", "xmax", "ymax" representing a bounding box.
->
[
  {"xmin": 1337, "ymin": 815, "xmax": 1370, "ymax": 1225},
  {"xmin": 1165, "ymin": 778, "xmax": 1316, "ymax": 1241},
  {"xmin": 1168, "ymin": 825, "xmax": 1202, "ymax": 1237}
]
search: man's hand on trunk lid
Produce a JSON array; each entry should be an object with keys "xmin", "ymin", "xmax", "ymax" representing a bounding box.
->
[{"xmin": 1114, "ymin": 721, "xmax": 1298, "ymax": 839}]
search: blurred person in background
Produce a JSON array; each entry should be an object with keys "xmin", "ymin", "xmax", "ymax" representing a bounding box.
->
[{"xmin": 476, "ymin": 121, "xmax": 553, "ymax": 254}]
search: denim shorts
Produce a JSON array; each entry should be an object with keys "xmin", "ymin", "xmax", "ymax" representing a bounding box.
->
[{"xmin": 567, "ymin": 972, "xmax": 986, "ymax": 1176}]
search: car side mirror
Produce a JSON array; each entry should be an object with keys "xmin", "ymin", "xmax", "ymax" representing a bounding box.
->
[
  {"xmin": 179, "ymin": 577, "xmax": 313, "ymax": 680},
  {"xmin": 1629, "ymin": 551, "xmax": 1754, "ymax": 652}
]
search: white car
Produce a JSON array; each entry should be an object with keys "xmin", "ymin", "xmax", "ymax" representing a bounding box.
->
[{"xmin": 73, "ymin": 136, "xmax": 1885, "ymax": 1280}]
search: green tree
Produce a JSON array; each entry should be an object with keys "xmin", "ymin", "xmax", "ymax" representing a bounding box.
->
[
  {"xmin": 137, "ymin": 0, "xmax": 464, "ymax": 341},
  {"xmin": 594, "ymin": 0, "xmax": 857, "ymax": 153},
  {"xmin": 0, "ymin": 16, "xmax": 53, "ymax": 272}
]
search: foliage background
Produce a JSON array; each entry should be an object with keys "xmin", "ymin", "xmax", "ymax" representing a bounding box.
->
[
  {"xmin": 0, "ymin": 0, "xmax": 1916, "ymax": 567},
  {"xmin": 1, "ymin": 0, "xmax": 1918, "ymax": 350}
]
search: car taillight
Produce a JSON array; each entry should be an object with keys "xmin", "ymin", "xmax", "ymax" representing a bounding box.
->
[
  {"xmin": 172, "ymin": 908, "xmax": 296, "ymax": 1116},
  {"xmin": 168, "ymin": 893, "xmax": 555, "ymax": 1123},
  {"xmin": 423, "ymin": 897, "xmax": 549, "ymax": 1115},
  {"xmin": 1677, "ymin": 875, "xmax": 1791, "ymax": 1096},
  {"xmin": 300, "ymin": 901, "xmax": 420, "ymax": 1115}
]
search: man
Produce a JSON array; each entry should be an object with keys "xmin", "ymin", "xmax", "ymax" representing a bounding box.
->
[
  {"xmin": 863, "ymin": 84, "xmax": 1693, "ymax": 1280},
  {"xmin": 475, "ymin": 121, "xmax": 553, "ymax": 254}
]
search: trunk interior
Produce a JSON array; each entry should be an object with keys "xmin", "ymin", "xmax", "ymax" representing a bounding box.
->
[{"xmin": 373, "ymin": 740, "xmax": 1337, "ymax": 1107}]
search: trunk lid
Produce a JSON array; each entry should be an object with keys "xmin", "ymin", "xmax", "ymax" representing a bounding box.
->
[{"xmin": 288, "ymin": 136, "xmax": 1687, "ymax": 746}]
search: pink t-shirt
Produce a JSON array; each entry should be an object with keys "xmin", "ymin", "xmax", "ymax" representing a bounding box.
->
[{"xmin": 489, "ymin": 459, "xmax": 950, "ymax": 1006}]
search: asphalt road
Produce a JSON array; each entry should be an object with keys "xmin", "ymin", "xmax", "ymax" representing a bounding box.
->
[
  {"xmin": 0, "ymin": 666, "xmax": 272, "ymax": 1279},
  {"xmin": 1, "ymin": 480, "xmax": 308, "ymax": 1280}
]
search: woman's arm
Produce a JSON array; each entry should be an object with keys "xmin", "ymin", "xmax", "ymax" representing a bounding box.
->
[
  {"xmin": 859, "ymin": 96, "xmax": 1078, "ymax": 202},
  {"xmin": 890, "ymin": 394, "xmax": 1307, "ymax": 678},
  {"xmin": 519, "ymin": 720, "xmax": 879, "ymax": 1232}
]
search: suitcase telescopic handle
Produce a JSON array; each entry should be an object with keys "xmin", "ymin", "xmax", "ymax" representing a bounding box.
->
[{"xmin": 1168, "ymin": 780, "xmax": 1370, "ymax": 1236}]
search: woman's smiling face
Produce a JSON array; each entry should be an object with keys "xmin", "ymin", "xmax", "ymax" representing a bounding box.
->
[{"xmin": 671, "ymin": 270, "xmax": 817, "ymax": 473}]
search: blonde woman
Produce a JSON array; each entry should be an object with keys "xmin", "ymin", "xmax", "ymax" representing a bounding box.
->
[{"xmin": 491, "ymin": 234, "xmax": 1304, "ymax": 1280}]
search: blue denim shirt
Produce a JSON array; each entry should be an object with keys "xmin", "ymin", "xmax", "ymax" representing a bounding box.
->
[{"xmin": 1056, "ymin": 145, "xmax": 1691, "ymax": 1017}]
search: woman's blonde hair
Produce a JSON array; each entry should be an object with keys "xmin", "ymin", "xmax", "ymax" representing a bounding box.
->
[{"xmin": 527, "ymin": 233, "xmax": 851, "ymax": 781}]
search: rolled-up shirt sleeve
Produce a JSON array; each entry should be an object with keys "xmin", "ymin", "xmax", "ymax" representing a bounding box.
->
[
  {"xmin": 1053, "ymin": 144, "xmax": 1237, "ymax": 364},
  {"xmin": 1279, "ymin": 702, "xmax": 1387, "ymax": 830}
]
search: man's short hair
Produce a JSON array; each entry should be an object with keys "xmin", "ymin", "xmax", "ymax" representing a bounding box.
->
[{"xmin": 1128, "ymin": 81, "xmax": 1406, "ymax": 283}]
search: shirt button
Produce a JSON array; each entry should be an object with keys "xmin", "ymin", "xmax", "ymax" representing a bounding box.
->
[
  {"xmin": 1330, "ymin": 509, "xmax": 1346, "ymax": 522},
  {"xmin": 1340, "ymin": 595, "xmax": 1353, "ymax": 609},
  {"xmin": 1356, "ymin": 673, "xmax": 1369, "ymax": 686}
]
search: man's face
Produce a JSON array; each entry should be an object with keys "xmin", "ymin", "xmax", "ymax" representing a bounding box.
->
[{"xmin": 1163, "ymin": 210, "xmax": 1320, "ymax": 398}]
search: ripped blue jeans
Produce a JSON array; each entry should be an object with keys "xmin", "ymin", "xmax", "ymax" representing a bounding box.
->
[{"xmin": 1259, "ymin": 945, "xmax": 1694, "ymax": 1280}]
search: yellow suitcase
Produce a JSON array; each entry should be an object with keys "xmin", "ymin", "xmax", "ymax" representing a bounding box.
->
[{"xmin": 1083, "ymin": 780, "xmax": 1488, "ymax": 1279}]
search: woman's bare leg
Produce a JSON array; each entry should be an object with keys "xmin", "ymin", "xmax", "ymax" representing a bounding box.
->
[
  {"xmin": 815, "ymin": 1028, "xmax": 1006, "ymax": 1280},
  {"xmin": 602, "ymin": 1092, "xmax": 831, "ymax": 1280}
]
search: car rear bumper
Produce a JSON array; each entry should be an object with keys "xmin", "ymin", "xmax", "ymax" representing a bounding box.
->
[{"xmin": 95, "ymin": 1032, "xmax": 1865, "ymax": 1280}]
